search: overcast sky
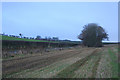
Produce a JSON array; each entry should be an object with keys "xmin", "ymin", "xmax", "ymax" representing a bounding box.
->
[{"xmin": 2, "ymin": 2, "xmax": 118, "ymax": 41}]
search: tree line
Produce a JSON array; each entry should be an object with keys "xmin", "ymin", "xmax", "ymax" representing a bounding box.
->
[
  {"xmin": 1, "ymin": 23, "xmax": 109, "ymax": 47},
  {"xmin": 1, "ymin": 33, "xmax": 72, "ymax": 42}
]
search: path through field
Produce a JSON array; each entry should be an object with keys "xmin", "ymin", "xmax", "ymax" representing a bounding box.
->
[{"xmin": 2, "ymin": 44, "xmax": 118, "ymax": 78}]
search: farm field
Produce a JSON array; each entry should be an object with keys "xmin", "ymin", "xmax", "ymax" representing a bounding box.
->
[
  {"xmin": 1, "ymin": 35, "xmax": 80, "ymax": 44},
  {"xmin": 2, "ymin": 44, "xmax": 118, "ymax": 78},
  {"xmin": 1, "ymin": 35, "xmax": 59, "ymax": 43}
]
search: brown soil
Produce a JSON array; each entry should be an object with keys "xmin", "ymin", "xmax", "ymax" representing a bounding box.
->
[
  {"xmin": 2, "ymin": 45, "xmax": 118, "ymax": 78},
  {"xmin": 3, "ymin": 46, "xmax": 91, "ymax": 77}
]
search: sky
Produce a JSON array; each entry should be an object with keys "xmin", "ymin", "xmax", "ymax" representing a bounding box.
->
[{"xmin": 2, "ymin": 2, "xmax": 118, "ymax": 41}]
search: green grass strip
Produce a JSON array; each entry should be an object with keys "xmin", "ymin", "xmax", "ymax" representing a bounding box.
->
[
  {"xmin": 108, "ymin": 48, "xmax": 118, "ymax": 78},
  {"xmin": 2, "ymin": 35, "xmax": 58, "ymax": 43}
]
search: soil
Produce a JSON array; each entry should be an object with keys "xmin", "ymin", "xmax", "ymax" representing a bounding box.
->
[{"xmin": 2, "ymin": 44, "xmax": 118, "ymax": 78}]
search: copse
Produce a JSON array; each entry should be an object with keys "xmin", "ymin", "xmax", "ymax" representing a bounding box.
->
[{"xmin": 78, "ymin": 23, "xmax": 108, "ymax": 47}]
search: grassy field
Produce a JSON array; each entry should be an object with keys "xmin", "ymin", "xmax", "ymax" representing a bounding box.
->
[
  {"xmin": 2, "ymin": 44, "xmax": 118, "ymax": 78},
  {"xmin": 1, "ymin": 35, "xmax": 59, "ymax": 43},
  {"xmin": 1, "ymin": 35, "xmax": 80, "ymax": 44}
]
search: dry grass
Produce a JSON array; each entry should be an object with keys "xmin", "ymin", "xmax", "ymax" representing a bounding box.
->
[{"xmin": 3, "ymin": 44, "xmax": 118, "ymax": 78}]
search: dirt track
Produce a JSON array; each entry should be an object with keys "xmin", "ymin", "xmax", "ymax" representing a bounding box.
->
[{"xmin": 2, "ymin": 45, "xmax": 118, "ymax": 78}]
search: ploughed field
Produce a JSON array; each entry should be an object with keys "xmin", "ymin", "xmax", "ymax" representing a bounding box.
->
[{"xmin": 2, "ymin": 44, "xmax": 118, "ymax": 78}]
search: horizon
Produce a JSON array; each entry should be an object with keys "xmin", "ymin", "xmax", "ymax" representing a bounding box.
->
[
  {"xmin": 1, "ymin": 33, "xmax": 118, "ymax": 43},
  {"xmin": 2, "ymin": 2, "xmax": 118, "ymax": 42}
]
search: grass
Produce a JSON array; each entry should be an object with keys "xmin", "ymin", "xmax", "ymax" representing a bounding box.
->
[
  {"xmin": 73, "ymin": 51, "xmax": 102, "ymax": 78},
  {"xmin": 108, "ymin": 48, "xmax": 118, "ymax": 78},
  {"xmin": 1, "ymin": 35, "xmax": 80, "ymax": 44},
  {"xmin": 3, "ymin": 45, "xmax": 119, "ymax": 78},
  {"xmin": 2, "ymin": 35, "xmax": 58, "ymax": 43},
  {"xmin": 54, "ymin": 50, "xmax": 100, "ymax": 78},
  {"xmin": 74, "ymin": 54, "xmax": 100, "ymax": 78}
]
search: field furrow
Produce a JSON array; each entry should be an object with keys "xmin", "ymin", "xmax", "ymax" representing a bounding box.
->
[{"xmin": 2, "ymin": 44, "xmax": 118, "ymax": 78}]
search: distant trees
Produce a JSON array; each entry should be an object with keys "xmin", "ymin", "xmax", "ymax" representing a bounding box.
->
[
  {"xmin": 78, "ymin": 23, "xmax": 108, "ymax": 47},
  {"xmin": 44, "ymin": 36, "xmax": 59, "ymax": 41},
  {"xmin": 36, "ymin": 35, "xmax": 41, "ymax": 40},
  {"xmin": 19, "ymin": 33, "xmax": 23, "ymax": 38},
  {"xmin": 1, "ymin": 32, "xmax": 71, "ymax": 42},
  {"xmin": 52, "ymin": 37, "xmax": 59, "ymax": 41}
]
